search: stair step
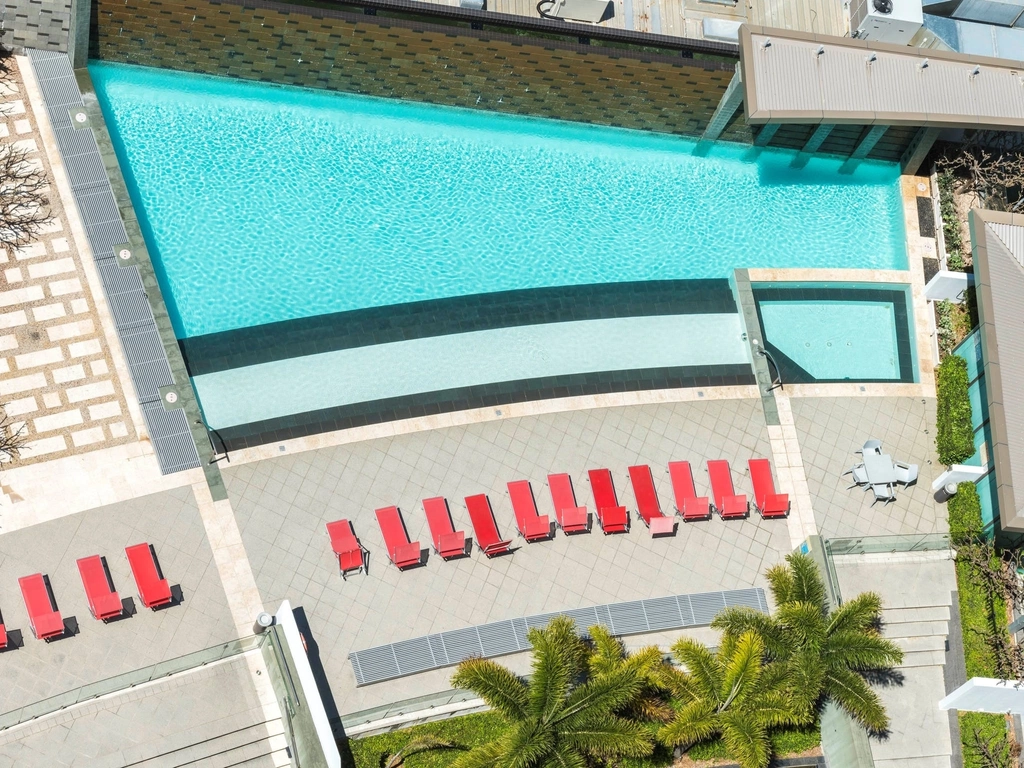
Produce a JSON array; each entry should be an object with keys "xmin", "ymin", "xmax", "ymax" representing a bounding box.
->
[
  {"xmin": 127, "ymin": 717, "xmax": 282, "ymax": 768},
  {"xmin": 120, "ymin": 707, "xmax": 273, "ymax": 766},
  {"xmin": 883, "ymin": 606, "xmax": 950, "ymax": 624},
  {"xmin": 883, "ymin": 621, "xmax": 949, "ymax": 639},
  {"xmin": 188, "ymin": 732, "xmax": 284, "ymax": 768},
  {"xmin": 893, "ymin": 635, "xmax": 947, "ymax": 653},
  {"xmin": 899, "ymin": 650, "xmax": 948, "ymax": 668},
  {"xmin": 875, "ymin": 755, "xmax": 951, "ymax": 768}
]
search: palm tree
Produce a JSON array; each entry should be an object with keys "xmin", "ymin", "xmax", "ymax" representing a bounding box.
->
[
  {"xmin": 711, "ymin": 552, "xmax": 904, "ymax": 733},
  {"xmin": 449, "ymin": 616, "xmax": 654, "ymax": 768},
  {"xmin": 659, "ymin": 631, "xmax": 797, "ymax": 768},
  {"xmin": 587, "ymin": 624, "xmax": 682, "ymax": 722}
]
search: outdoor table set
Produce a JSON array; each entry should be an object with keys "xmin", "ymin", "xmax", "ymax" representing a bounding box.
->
[{"xmin": 843, "ymin": 439, "xmax": 919, "ymax": 505}]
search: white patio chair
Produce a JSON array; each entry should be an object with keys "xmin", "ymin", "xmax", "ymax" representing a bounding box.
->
[
  {"xmin": 843, "ymin": 464, "xmax": 868, "ymax": 488},
  {"xmin": 856, "ymin": 439, "xmax": 883, "ymax": 456},
  {"xmin": 894, "ymin": 462, "xmax": 919, "ymax": 486},
  {"xmin": 870, "ymin": 484, "xmax": 895, "ymax": 506}
]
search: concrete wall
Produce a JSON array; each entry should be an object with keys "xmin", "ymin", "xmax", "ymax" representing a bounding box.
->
[{"xmin": 91, "ymin": 0, "xmax": 751, "ymax": 142}]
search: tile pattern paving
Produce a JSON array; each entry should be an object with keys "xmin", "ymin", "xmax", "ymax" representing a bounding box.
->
[
  {"xmin": 225, "ymin": 400, "xmax": 793, "ymax": 711},
  {"xmin": 0, "ymin": 486, "xmax": 237, "ymax": 713},
  {"xmin": 790, "ymin": 396, "xmax": 947, "ymax": 538},
  {"xmin": 0, "ymin": 60, "xmax": 135, "ymax": 465}
]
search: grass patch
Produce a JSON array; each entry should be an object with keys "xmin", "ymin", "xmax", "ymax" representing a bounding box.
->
[
  {"xmin": 936, "ymin": 354, "xmax": 975, "ymax": 465},
  {"xmin": 960, "ymin": 711, "xmax": 1010, "ymax": 768},
  {"xmin": 348, "ymin": 712, "xmax": 507, "ymax": 768},
  {"xmin": 686, "ymin": 724, "xmax": 820, "ymax": 761}
]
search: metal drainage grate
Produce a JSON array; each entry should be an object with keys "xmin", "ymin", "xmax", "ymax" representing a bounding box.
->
[{"xmin": 349, "ymin": 587, "xmax": 768, "ymax": 686}]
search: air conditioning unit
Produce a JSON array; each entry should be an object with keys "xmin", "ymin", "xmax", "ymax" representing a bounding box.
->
[{"xmin": 851, "ymin": 0, "xmax": 924, "ymax": 43}]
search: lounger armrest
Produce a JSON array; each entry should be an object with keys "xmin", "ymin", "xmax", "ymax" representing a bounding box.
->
[
  {"xmin": 482, "ymin": 539, "xmax": 513, "ymax": 555},
  {"xmin": 650, "ymin": 516, "xmax": 676, "ymax": 535},
  {"xmin": 392, "ymin": 541, "xmax": 421, "ymax": 567},
  {"xmin": 439, "ymin": 531, "xmax": 466, "ymax": 556},
  {"xmin": 682, "ymin": 497, "xmax": 710, "ymax": 519}
]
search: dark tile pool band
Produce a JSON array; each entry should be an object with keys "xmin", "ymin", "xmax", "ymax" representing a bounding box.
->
[
  {"xmin": 210, "ymin": 364, "xmax": 755, "ymax": 452},
  {"xmin": 751, "ymin": 284, "xmax": 915, "ymax": 384},
  {"xmin": 180, "ymin": 279, "xmax": 737, "ymax": 376}
]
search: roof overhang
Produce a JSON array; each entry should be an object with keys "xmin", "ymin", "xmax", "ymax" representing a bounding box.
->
[
  {"xmin": 739, "ymin": 25, "xmax": 1024, "ymax": 129},
  {"xmin": 971, "ymin": 209, "xmax": 1024, "ymax": 533}
]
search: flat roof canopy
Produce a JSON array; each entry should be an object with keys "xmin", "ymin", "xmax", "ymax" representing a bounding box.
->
[
  {"xmin": 972, "ymin": 209, "xmax": 1024, "ymax": 533},
  {"xmin": 740, "ymin": 25, "xmax": 1024, "ymax": 129}
]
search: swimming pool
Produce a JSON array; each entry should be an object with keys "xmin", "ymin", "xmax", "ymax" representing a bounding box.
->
[
  {"xmin": 91, "ymin": 62, "xmax": 908, "ymax": 340},
  {"xmin": 753, "ymin": 284, "xmax": 916, "ymax": 383}
]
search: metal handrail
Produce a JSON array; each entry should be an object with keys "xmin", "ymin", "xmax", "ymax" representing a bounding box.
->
[{"xmin": 0, "ymin": 635, "xmax": 265, "ymax": 731}]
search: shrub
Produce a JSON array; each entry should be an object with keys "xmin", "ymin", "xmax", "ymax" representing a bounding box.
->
[
  {"xmin": 949, "ymin": 482, "xmax": 983, "ymax": 547},
  {"xmin": 936, "ymin": 355, "xmax": 975, "ymax": 465},
  {"xmin": 939, "ymin": 171, "xmax": 967, "ymax": 271}
]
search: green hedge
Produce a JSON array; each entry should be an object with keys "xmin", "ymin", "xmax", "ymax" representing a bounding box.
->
[
  {"xmin": 347, "ymin": 713, "xmax": 821, "ymax": 768},
  {"xmin": 939, "ymin": 171, "xmax": 966, "ymax": 271},
  {"xmin": 949, "ymin": 482, "xmax": 983, "ymax": 547},
  {"xmin": 960, "ymin": 711, "xmax": 1009, "ymax": 768},
  {"xmin": 936, "ymin": 355, "xmax": 975, "ymax": 465}
]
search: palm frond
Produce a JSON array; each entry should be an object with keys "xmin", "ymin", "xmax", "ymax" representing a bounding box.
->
[
  {"xmin": 765, "ymin": 561, "xmax": 796, "ymax": 605},
  {"xmin": 775, "ymin": 602, "xmax": 829, "ymax": 649},
  {"xmin": 744, "ymin": 689, "xmax": 800, "ymax": 729},
  {"xmin": 449, "ymin": 738, "xmax": 510, "ymax": 768},
  {"xmin": 712, "ymin": 608, "xmax": 791, "ymax": 659},
  {"xmin": 779, "ymin": 650, "xmax": 825, "ymax": 722},
  {"xmin": 556, "ymin": 667, "xmax": 642, "ymax": 726},
  {"xmin": 451, "ymin": 658, "xmax": 528, "ymax": 721},
  {"xmin": 719, "ymin": 710, "xmax": 772, "ymax": 768},
  {"xmin": 824, "ymin": 667, "xmax": 891, "ymax": 733},
  {"xmin": 784, "ymin": 553, "xmax": 828, "ymax": 613},
  {"xmin": 502, "ymin": 721, "xmax": 556, "ymax": 768},
  {"xmin": 561, "ymin": 715, "xmax": 654, "ymax": 758},
  {"xmin": 586, "ymin": 624, "xmax": 624, "ymax": 679},
  {"xmin": 828, "ymin": 592, "xmax": 884, "ymax": 635},
  {"xmin": 670, "ymin": 638, "xmax": 723, "ymax": 703},
  {"xmin": 823, "ymin": 630, "xmax": 904, "ymax": 671},
  {"xmin": 721, "ymin": 632, "xmax": 764, "ymax": 708},
  {"xmin": 527, "ymin": 617, "xmax": 579, "ymax": 722},
  {"xmin": 541, "ymin": 742, "xmax": 587, "ymax": 768},
  {"xmin": 658, "ymin": 699, "xmax": 719, "ymax": 747}
]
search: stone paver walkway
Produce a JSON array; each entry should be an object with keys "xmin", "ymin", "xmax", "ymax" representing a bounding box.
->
[
  {"xmin": 790, "ymin": 396, "xmax": 946, "ymax": 538},
  {"xmin": 225, "ymin": 399, "xmax": 794, "ymax": 712},
  {"xmin": 0, "ymin": 58, "xmax": 136, "ymax": 466}
]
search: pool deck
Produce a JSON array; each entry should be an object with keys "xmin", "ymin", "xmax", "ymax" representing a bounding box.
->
[{"xmin": 0, "ymin": 51, "xmax": 954, "ymax": 768}]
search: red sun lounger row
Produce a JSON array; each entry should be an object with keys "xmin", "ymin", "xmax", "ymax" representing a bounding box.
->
[
  {"xmin": 628, "ymin": 465, "xmax": 676, "ymax": 536},
  {"xmin": 547, "ymin": 473, "xmax": 588, "ymax": 533},
  {"xmin": 424, "ymin": 497, "xmax": 467, "ymax": 559},
  {"xmin": 375, "ymin": 506, "xmax": 422, "ymax": 569},
  {"xmin": 19, "ymin": 573, "xmax": 63, "ymax": 641},
  {"xmin": 587, "ymin": 469, "xmax": 629, "ymax": 534},
  {"xmin": 508, "ymin": 480, "xmax": 552, "ymax": 541}
]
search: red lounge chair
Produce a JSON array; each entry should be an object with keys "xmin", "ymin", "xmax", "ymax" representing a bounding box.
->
[
  {"xmin": 18, "ymin": 574, "xmax": 63, "ymax": 641},
  {"xmin": 628, "ymin": 465, "xmax": 675, "ymax": 536},
  {"xmin": 326, "ymin": 519, "xmax": 368, "ymax": 579},
  {"xmin": 749, "ymin": 459, "xmax": 790, "ymax": 518},
  {"xmin": 707, "ymin": 460, "xmax": 748, "ymax": 519},
  {"xmin": 547, "ymin": 473, "xmax": 589, "ymax": 532},
  {"xmin": 507, "ymin": 480, "xmax": 552, "ymax": 541},
  {"xmin": 668, "ymin": 461, "xmax": 711, "ymax": 521},
  {"xmin": 587, "ymin": 469, "xmax": 629, "ymax": 533},
  {"xmin": 465, "ymin": 494, "xmax": 513, "ymax": 557},
  {"xmin": 423, "ymin": 497, "xmax": 467, "ymax": 559},
  {"xmin": 125, "ymin": 543, "xmax": 173, "ymax": 609},
  {"xmin": 0, "ymin": 621, "xmax": 6, "ymax": 650},
  {"xmin": 77, "ymin": 555, "xmax": 123, "ymax": 621},
  {"xmin": 374, "ymin": 507, "xmax": 421, "ymax": 569}
]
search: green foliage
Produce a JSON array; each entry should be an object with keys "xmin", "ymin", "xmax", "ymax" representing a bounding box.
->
[
  {"xmin": 960, "ymin": 712, "xmax": 1013, "ymax": 768},
  {"xmin": 936, "ymin": 298, "xmax": 976, "ymax": 360},
  {"xmin": 448, "ymin": 615, "xmax": 654, "ymax": 768},
  {"xmin": 658, "ymin": 632, "xmax": 799, "ymax": 768},
  {"xmin": 949, "ymin": 482, "xmax": 984, "ymax": 547},
  {"xmin": 687, "ymin": 723, "xmax": 820, "ymax": 761},
  {"xmin": 935, "ymin": 354, "xmax": 976, "ymax": 465},
  {"xmin": 939, "ymin": 171, "xmax": 967, "ymax": 271},
  {"xmin": 956, "ymin": 553, "xmax": 1007, "ymax": 680},
  {"xmin": 712, "ymin": 553, "xmax": 903, "ymax": 735},
  {"xmin": 348, "ymin": 713, "xmax": 507, "ymax": 768}
]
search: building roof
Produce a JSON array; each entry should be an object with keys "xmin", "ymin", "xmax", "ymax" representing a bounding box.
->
[
  {"xmin": 739, "ymin": 25, "xmax": 1024, "ymax": 129},
  {"xmin": 971, "ymin": 209, "xmax": 1024, "ymax": 533}
]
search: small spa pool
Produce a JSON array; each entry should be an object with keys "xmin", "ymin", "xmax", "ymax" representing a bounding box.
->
[{"xmin": 753, "ymin": 283, "xmax": 917, "ymax": 383}]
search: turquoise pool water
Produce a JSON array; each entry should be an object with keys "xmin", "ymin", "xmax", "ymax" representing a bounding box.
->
[{"xmin": 91, "ymin": 62, "xmax": 908, "ymax": 339}]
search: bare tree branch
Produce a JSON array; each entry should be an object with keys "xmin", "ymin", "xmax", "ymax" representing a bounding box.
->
[
  {"xmin": 0, "ymin": 404, "xmax": 26, "ymax": 465},
  {"xmin": 937, "ymin": 131, "xmax": 1024, "ymax": 212},
  {"xmin": 0, "ymin": 143, "xmax": 50, "ymax": 250}
]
